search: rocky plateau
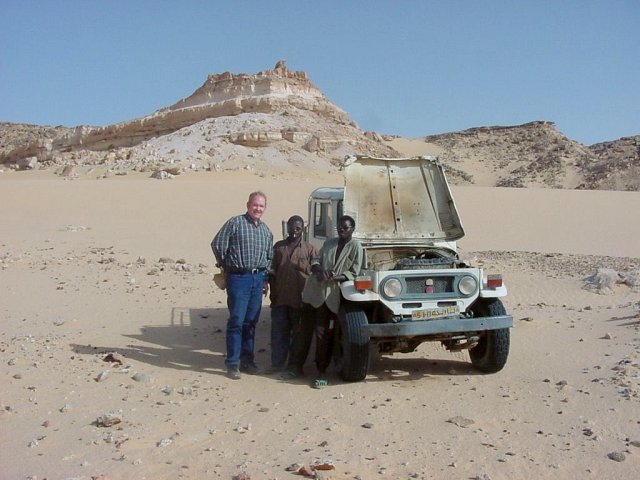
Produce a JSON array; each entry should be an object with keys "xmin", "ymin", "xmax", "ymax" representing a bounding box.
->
[{"xmin": 1, "ymin": 60, "xmax": 638, "ymax": 190}]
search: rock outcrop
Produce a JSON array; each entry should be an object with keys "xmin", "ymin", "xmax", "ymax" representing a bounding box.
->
[
  {"xmin": 0, "ymin": 62, "xmax": 637, "ymax": 189},
  {"xmin": 585, "ymin": 135, "xmax": 640, "ymax": 191},
  {"xmin": 0, "ymin": 122, "xmax": 73, "ymax": 168},
  {"xmin": 0, "ymin": 61, "xmax": 397, "ymax": 174},
  {"xmin": 420, "ymin": 121, "xmax": 595, "ymax": 188},
  {"xmin": 52, "ymin": 60, "xmax": 354, "ymax": 152},
  {"xmin": 164, "ymin": 60, "xmax": 349, "ymax": 123},
  {"xmin": 418, "ymin": 121, "xmax": 639, "ymax": 190}
]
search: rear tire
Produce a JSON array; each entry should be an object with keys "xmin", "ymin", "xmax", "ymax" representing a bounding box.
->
[
  {"xmin": 469, "ymin": 299, "xmax": 510, "ymax": 373},
  {"xmin": 336, "ymin": 306, "xmax": 370, "ymax": 382}
]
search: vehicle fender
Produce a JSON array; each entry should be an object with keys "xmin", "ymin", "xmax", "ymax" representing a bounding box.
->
[
  {"xmin": 340, "ymin": 281, "xmax": 380, "ymax": 302},
  {"xmin": 479, "ymin": 285, "xmax": 508, "ymax": 298}
]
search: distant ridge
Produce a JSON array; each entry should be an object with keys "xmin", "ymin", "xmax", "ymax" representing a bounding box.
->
[
  {"xmin": 0, "ymin": 62, "xmax": 637, "ymax": 190},
  {"xmin": 410, "ymin": 121, "xmax": 639, "ymax": 190}
]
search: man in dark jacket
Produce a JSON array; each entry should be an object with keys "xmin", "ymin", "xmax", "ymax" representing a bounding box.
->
[{"xmin": 268, "ymin": 215, "xmax": 317, "ymax": 373}]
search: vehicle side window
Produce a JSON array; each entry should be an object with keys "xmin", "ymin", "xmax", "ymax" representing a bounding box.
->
[
  {"xmin": 313, "ymin": 199, "xmax": 341, "ymax": 239},
  {"xmin": 313, "ymin": 202, "xmax": 327, "ymax": 238}
]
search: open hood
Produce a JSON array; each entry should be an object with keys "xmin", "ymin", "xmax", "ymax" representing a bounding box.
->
[{"xmin": 343, "ymin": 155, "xmax": 464, "ymax": 247}]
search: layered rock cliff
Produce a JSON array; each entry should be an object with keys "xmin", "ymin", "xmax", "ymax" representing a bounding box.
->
[
  {"xmin": 0, "ymin": 62, "xmax": 637, "ymax": 189},
  {"xmin": 0, "ymin": 61, "xmax": 397, "ymax": 173}
]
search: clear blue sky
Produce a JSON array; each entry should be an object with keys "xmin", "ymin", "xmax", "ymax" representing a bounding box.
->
[{"xmin": 1, "ymin": 1, "xmax": 638, "ymax": 145}]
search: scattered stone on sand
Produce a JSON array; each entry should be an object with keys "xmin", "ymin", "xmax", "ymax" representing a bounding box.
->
[
  {"xmin": 157, "ymin": 438, "xmax": 173, "ymax": 447},
  {"xmin": 446, "ymin": 416, "xmax": 475, "ymax": 428},
  {"xmin": 63, "ymin": 225, "xmax": 91, "ymax": 232},
  {"xmin": 96, "ymin": 412, "xmax": 122, "ymax": 427},
  {"xmin": 473, "ymin": 474, "xmax": 492, "ymax": 480},
  {"xmin": 296, "ymin": 464, "xmax": 315, "ymax": 477},
  {"xmin": 232, "ymin": 471, "xmax": 251, "ymax": 480},
  {"xmin": 234, "ymin": 424, "xmax": 252, "ymax": 433},
  {"xmin": 177, "ymin": 386, "xmax": 194, "ymax": 395},
  {"xmin": 16, "ymin": 156, "xmax": 38, "ymax": 170},
  {"xmin": 607, "ymin": 451, "xmax": 626, "ymax": 462},
  {"xmin": 103, "ymin": 352, "xmax": 125, "ymax": 365},
  {"xmin": 59, "ymin": 164, "xmax": 76, "ymax": 177},
  {"xmin": 312, "ymin": 460, "xmax": 335, "ymax": 471},
  {"xmin": 131, "ymin": 372, "xmax": 152, "ymax": 383},
  {"xmin": 150, "ymin": 170, "xmax": 174, "ymax": 180},
  {"xmin": 583, "ymin": 267, "xmax": 640, "ymax": 294}
]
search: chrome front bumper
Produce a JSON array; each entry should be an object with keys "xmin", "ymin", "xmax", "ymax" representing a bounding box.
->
[{"xmin": 361, "ymin": 315, "xmax": 513, "ymax": 338}]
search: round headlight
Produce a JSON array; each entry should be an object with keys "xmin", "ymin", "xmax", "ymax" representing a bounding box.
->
[
  {"xmin": 383, "ymin": 278, "xmax": 403, "ymax": 298},
  {"xmin": 459, "ymin": 275, "xmax": 478, "ymax": 296}
]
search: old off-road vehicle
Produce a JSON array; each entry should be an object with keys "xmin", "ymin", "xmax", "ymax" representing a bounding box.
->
[{"xmin": 305, "ymin": 155, "xmax": 512, "ymax": 382}]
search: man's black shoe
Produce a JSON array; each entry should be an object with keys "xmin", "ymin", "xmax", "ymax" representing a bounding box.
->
[
  {"xmin": 226, "ymin": 365, "xmax": 241, "ymax": 380},
  {"xmin": 240, "ymin": 362, "xmax": 260, "ymax": 375}
]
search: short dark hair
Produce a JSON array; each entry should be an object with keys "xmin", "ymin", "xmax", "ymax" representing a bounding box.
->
[
  {"xmin": 338, "ymin": 215, "xmax": 355, "ymax": 228},
  {"xmin": 287, "ymin": 215, "xmax": 304, "ymax": 226}
]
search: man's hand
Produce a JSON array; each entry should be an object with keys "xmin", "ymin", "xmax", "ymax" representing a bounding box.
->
[
  {"xmin": 263, "ymin": 281, "xmax": 270, "ymax": 298},
  {"xmin": 213, "ymin": 270, "xmax": 227, "ymax": 290},
  {"xmin": 312, "ymin": 265, "xmax": 326, "ymax": 281}
]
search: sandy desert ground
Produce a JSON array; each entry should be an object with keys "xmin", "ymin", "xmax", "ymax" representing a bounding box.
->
[{"xmin": 1, "ymin": 158, "xmax": 639, "ymax": 479}]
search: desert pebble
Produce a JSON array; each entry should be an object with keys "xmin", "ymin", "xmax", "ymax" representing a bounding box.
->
[{"xmin": 607, "ymin": 451, "xmax": 626, "ymax": 462}]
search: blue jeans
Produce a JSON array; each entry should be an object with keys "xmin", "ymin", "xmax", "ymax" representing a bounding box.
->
[
  {"xmin": 225, "ymin": 272, "xmax": 265, "ymax": 366},
  {"xmin": 270, "ymin": 305, "xmax": 301, "ymax": 368}
]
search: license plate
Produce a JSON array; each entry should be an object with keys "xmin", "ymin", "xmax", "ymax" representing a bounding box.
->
[{"xmin": 411, "ymin": 305, "xmax": 460, "ymax": 320}]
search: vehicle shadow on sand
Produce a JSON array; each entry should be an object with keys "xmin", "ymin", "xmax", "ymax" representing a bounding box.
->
[
  {"xmin": 273, "ymin": 348, "xmax": 483, "ymax": 388},
  {"xmin": 276, "ymin": 355, "xmax": 482, "ymax": 389},
  {"xmin": 363, "ymin": 354, "xmax": 480, "ymax": 383},
  {"xmin": 69, "ymin": 306, "xmax": 484, "ymax": 384},
  {"xmin": 70, "ymin": 306, "xmax": 234, "ymax": 377},
  {"xmin": 606, "ymin": 313, "xmax": 640, "ymax": 327}
]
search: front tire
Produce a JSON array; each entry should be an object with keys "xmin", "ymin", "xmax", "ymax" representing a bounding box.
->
[
  {"xmin": 469, "ymin": 299, "xmax": 510, "ymax": 373},
  {"xmin": 336, "ymin": 306, "xmax": 370, "ymax": 382}
]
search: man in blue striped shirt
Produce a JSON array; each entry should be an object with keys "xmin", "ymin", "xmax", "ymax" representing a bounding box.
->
[{"xmin": 211, "ymin": 191, "xmax": 273, "ymax": 379}]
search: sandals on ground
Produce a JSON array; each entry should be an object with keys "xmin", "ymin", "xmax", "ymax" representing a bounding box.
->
[{"xmin": 313, "ymin": 377, "xmax": 328, "ymax": 389}]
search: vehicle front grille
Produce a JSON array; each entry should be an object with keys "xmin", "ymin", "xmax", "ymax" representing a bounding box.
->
[{"xmin": 405, "ymin": 275, "xmax": 454, "ymax": 294}]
